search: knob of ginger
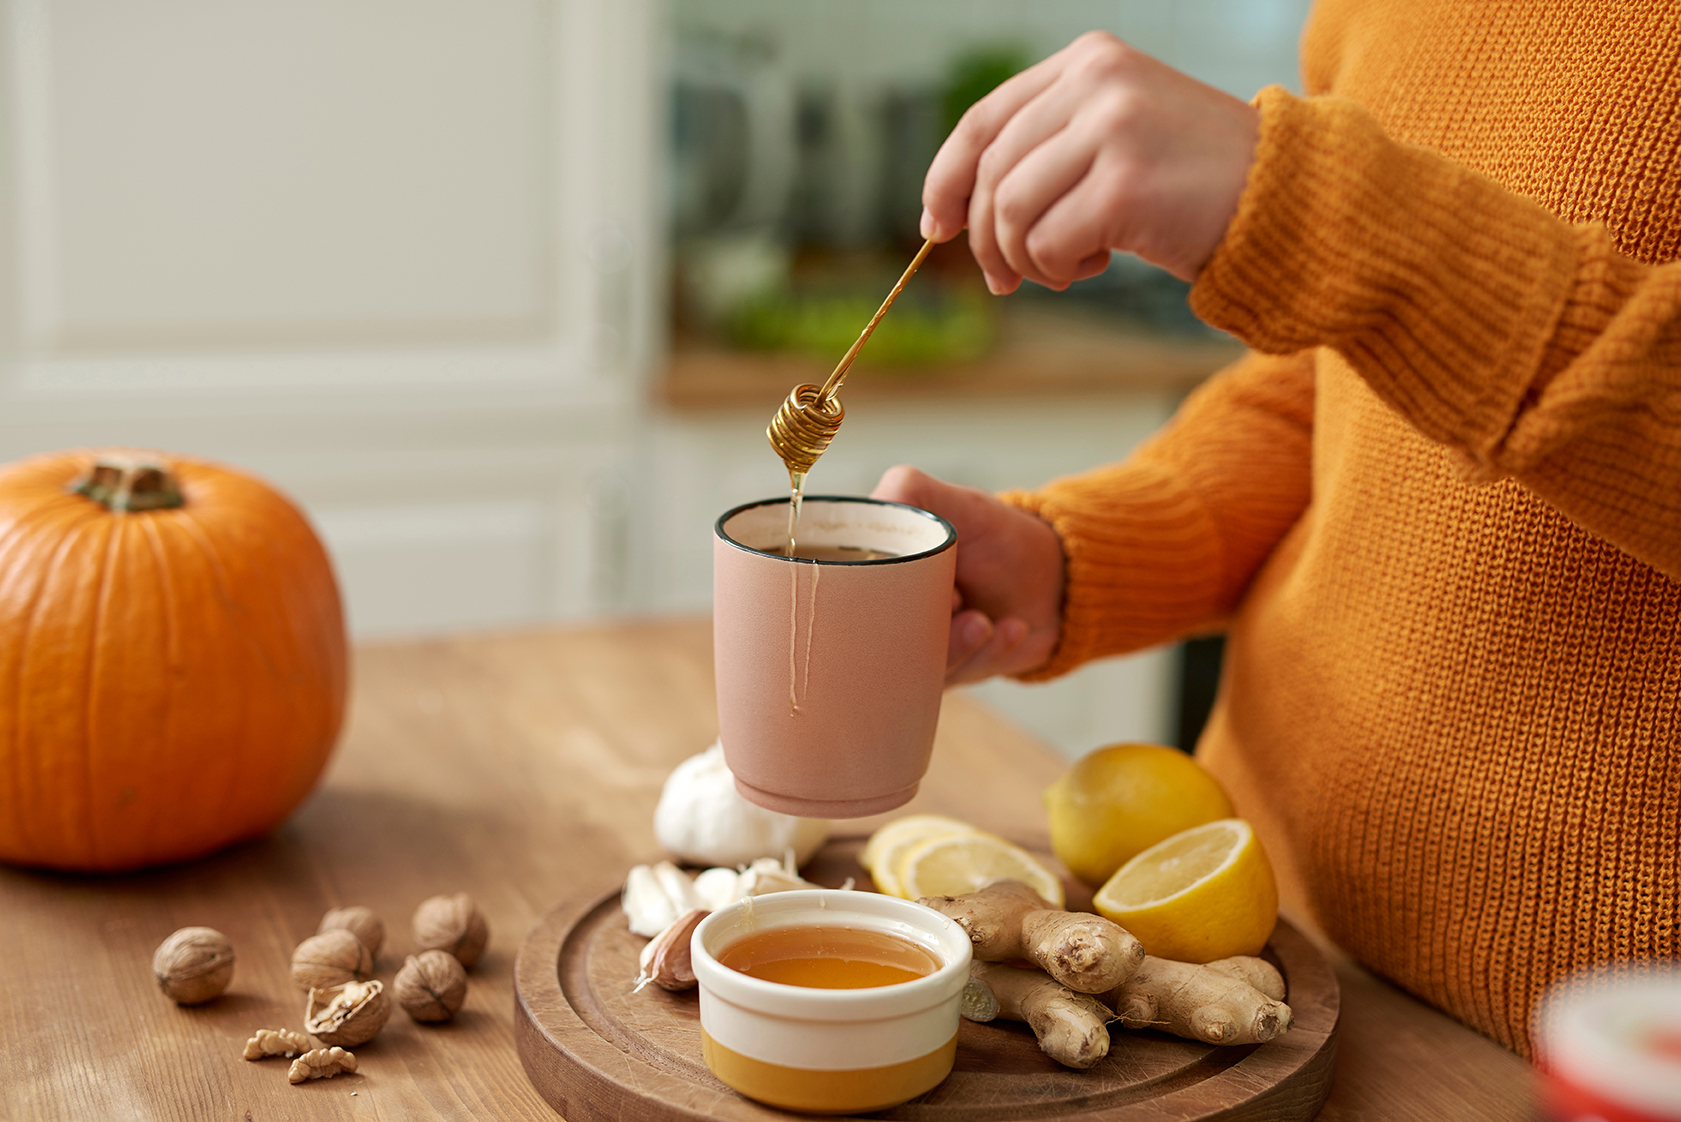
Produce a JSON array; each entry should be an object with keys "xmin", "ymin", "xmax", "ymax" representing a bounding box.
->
[
  {"xmin": 918, "ymin": 879, "xmax": 1144, "ymax": 994},
  {"xmin": 969, "ymin": 961, "xmax": 1113, "ymax": 1069},
  {"xmin": 1102, "ymin": 955, "xmax": 1292, "ymax": 1045}
]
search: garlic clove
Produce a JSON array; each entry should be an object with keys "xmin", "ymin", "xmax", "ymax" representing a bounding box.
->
[
  {"xmin": 633, "ymin": 909, "xmax": 708, "ymax": 993},
  {"xmin": 692, "ymin": 866, "xmax": 742, "ymax": 911},
  {"xmin": 739, "ymin": 866, "xmax": 813, "ymax": 897},
  {"xmin": 623, "ymin": 864, "xmax": 680, "ymax": 937},
  {"xmin": 653, "ymin": 861, "xmax": 701, "ymax": 914}
]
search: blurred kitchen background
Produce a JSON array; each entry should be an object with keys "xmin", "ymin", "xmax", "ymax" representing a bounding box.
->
[{"xmin": 0, "ymin": 0, "xmax": 1309, "ymax": 758}]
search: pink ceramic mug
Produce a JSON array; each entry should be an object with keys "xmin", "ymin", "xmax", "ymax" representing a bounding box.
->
[{"xmin": 713, "ymin": 496, "xmax": 957, "ymax": 817}]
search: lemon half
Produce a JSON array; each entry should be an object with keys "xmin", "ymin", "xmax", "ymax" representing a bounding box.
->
[{"xmin": 1093, "ymin": 818, "xmax": 1277, "ymax": 963}]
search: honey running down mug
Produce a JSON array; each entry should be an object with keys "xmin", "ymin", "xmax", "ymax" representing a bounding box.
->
[{"xmin": 713, "ymin": 496, "xmax": 957, "ymax": 817}]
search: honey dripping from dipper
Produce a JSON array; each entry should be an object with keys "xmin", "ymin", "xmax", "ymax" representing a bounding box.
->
[{"xmin": 766, "ymin": 239, "xmax": 934, "ymax": 555}]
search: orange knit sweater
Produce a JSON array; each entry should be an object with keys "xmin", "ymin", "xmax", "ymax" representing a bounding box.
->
[{"xmin": 1006, "ymin": 0, "xmax": 1681, "ymax": 1055}]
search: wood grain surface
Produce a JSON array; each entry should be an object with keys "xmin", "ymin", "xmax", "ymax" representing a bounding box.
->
[
  {"xmin": 514, "ymin": 837, "xmax": 1338, "ymax": 1122},
  {"xmin": 0, "ymin": 619, "xmax": 1537, "ymax": 1121}
]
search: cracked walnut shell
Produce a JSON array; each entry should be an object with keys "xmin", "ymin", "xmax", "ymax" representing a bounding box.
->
[
  {"xmin": 394, "ymin": 949, "xmax": 468, "ymax": 1023},
  {"xmin": 291, "ymin": 929, "xmax": 373, "ymax": 992},
  {"xmin": 153, "ymin": 926, "xmax": 235, "ymax": 1005},
  {"xmin": 318, "ymin": 905, "xmax": 385, "ymax": 958},
  {"xmin": 305, "ymin": 979, "xmax": 390, "ymax": 1047},
  {"xmin": 412, "ymin": 893, "xmax": 489, "ymax": 968}
]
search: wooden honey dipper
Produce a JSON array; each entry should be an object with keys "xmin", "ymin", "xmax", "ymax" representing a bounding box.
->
[{"xmin": 766, "ymin": 238, "xmax": 936, "ymax": 477}]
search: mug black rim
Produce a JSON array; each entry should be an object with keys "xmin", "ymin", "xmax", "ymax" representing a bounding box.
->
[{"xmin": 714, "ymin": 495, "xmax": 958, "ymax": 565}]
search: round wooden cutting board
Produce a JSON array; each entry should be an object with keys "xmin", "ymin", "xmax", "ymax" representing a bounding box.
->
[{"xmin": 514, "ymin": 839, "xmax": 1339, "ymax": 1121}]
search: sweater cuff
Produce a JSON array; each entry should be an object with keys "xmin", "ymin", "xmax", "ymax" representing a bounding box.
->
[
  {"xmin": 999, "ymin": 466, "xmax": 1225, "ymax": 682},
  {"xmin": 1191, "ymin": 86, "xmax": 1579, "ymax": 471}
]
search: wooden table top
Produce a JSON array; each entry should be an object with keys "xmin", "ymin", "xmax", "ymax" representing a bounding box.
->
[{"xmin": 2, "ymin": 619, "xmax": 1536, "ymax": 1121}]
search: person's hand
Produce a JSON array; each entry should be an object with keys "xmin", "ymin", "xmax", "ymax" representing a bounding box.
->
[
  {"xmin": 921, "ymin": 31, "xmax": 1259, "ymax": 292},
  {"xmin": 870, "ymin": 465, "xmax": 1064, "ymax": 685}
]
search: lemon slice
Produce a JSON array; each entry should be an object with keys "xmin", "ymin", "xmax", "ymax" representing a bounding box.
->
[
  {"xmin": 860, "ymin": 815, "xmax": 980, "ymax": 897},
  {"xmin": 894, "ymin": 832, "xmax": 1065, "ymax": 907},
  {"xmin": 861, "ymin": 814, "xmax": 977, "ymax": 872},
  {"xmin": 1093, "ymin": 818, "xmax": 1277, "ymax": 963}
]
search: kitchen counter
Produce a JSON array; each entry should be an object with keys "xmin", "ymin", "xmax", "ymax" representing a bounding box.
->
[
  {"xmin": 1, "ymin": 619, "xmax": 1533, "ymax": 1120},
  {"xmin": 662, "ymin": 306, "xmax": 1243, "ymax": 411}
]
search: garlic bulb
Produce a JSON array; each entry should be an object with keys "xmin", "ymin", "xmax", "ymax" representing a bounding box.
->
[{"xmin": 654, "ymin": 743, "xmax": 829, "ymax": 868}]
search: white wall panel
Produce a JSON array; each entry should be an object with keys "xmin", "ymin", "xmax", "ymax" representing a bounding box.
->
[
  {"xmin": 314, "ymin": 499, "xmax": 552, "ymax": 637},
  {"xmin": 16, "ymin": 0, "xmax": 552, "ymax": 351},
  {"xmin": 0, "ymin": 0, "xmax": 662, "ymax": 644}
]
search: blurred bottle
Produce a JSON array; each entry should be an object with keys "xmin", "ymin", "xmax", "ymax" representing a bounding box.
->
[{"xmin": 1533, "ymin": 963, "xmax": 1681, "ymax": 1122}]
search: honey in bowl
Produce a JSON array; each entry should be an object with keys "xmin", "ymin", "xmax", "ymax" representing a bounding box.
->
[
  {"xmin": 716, "ymin": 924, "xmax": 940, "ymax": 989},
  {"xmin": 693, "ymin": 889, "xmax": 972, "ymax": 1114}
]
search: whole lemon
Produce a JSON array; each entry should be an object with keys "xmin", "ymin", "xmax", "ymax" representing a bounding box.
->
[{"xmin": 1044, "ymin": 742, "xmax": 1235, "ymax": 889}]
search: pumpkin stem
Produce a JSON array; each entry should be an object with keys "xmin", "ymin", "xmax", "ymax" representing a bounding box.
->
[{"xmin": 72, "ymin": 454, "xmax": 184, "ymax": 513}]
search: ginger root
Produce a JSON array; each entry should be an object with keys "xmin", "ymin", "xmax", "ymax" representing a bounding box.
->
[
  {"xmin": 920, "ymin": 879, "xmax": 1144, "ymax": 994},
  {"xmin": 287, "ymin": 1046, "xmax": 357, "ymax": 1084},
  {"xmin": 242, "ymin": 1028, "xmax": 311, "ymax": 1061},
  {"xmin": 1102, "ymin": 955, "xmax": 1292, "ymax": 1045},
  {"xmin": 971, "ymin": 961, "xmax": 1112, "ymax": 1069},
  {"xmin": 960, "ymin": 976, "xmax": 1000, "ymax": 1023}
]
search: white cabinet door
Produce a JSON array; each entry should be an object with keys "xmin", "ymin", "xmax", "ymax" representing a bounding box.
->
[{"xmin": 0, "ymin": 0, "xmax": 662, "ymax": 636}]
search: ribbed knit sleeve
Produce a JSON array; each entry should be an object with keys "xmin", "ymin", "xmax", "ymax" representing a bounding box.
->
[
  {"xmin": 1001, "ymin": 348, "xmax": 1315, "ymax": 680},
  {"xmin": 1193, "ymin": 85, "xmax": 1681, "ymax": 581}
]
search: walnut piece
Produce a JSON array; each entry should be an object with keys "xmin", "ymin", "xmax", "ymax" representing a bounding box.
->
[
  {"xmin": 394, "ymin": 950, "xmax": 468, "ymax": 1023},
  {"xmin": 287, "ymin": 1046, "xmax": 357, "ymax": 1084},
  {"xmin": 412, "ymin": 893, "xmax": 489, "ymax": 968},
  {"xmin": 305, "ymin": 979, "xmax": 391, "ymax": 1047},
  {"xmin": 242, "ymin": 1027, "xmax": 311, "ymax": 1060},
  {"xmin": 153, "ymin": 927, "xmax": 235, "ymax": 1005},
  {"xmin": 291, "ymin": 929, "xmax": 373, "ymax": 992},
  {"xmin": 318, "ymin": 906, "xmax": 385, "ymax": 958}
]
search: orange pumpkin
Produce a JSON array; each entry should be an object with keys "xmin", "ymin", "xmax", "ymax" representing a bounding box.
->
[{"xmin": 0, "ymin": 449, "xmax": 346, "ymax": 871}]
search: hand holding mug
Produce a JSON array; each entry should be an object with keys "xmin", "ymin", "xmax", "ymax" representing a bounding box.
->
[{"xmin": 869, "ymin": 466, "xmax": 1064, "ymax": 685}]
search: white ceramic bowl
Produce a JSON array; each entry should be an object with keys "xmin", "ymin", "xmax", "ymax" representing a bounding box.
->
[{"xmin": 691, "ymin": 889, "xmax": 972, "ymax": 1114}]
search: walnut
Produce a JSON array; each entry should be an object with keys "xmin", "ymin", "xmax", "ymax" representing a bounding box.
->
[
  {"xmin": 318, "ymin": 905, "xmax": 385, "ymax": 958},
  {"xmin": 152, "ymin": 927, "xmax": 235, "ymax": 1005},
  {"xmin": 394, "ymin": 950, "xmax": 468, "ymax": 1023},
  {"xmin": 287, "ymin": 1046, "xmax": 357, "ymax": 1084},
  {"xmin": 291, "ymin": 929, "xmax": 373, "ymax": 991},
  {"xmin": 242, "ymin": 1027, "xmax": 311, "ymax": 1060},
  {"xmin": 305, "ymin": 979, "xmax": 390, "ymax": 1047},
  {"xmin": 411, "ymin": 893, "xmax": 489, "ymax": 968}
]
